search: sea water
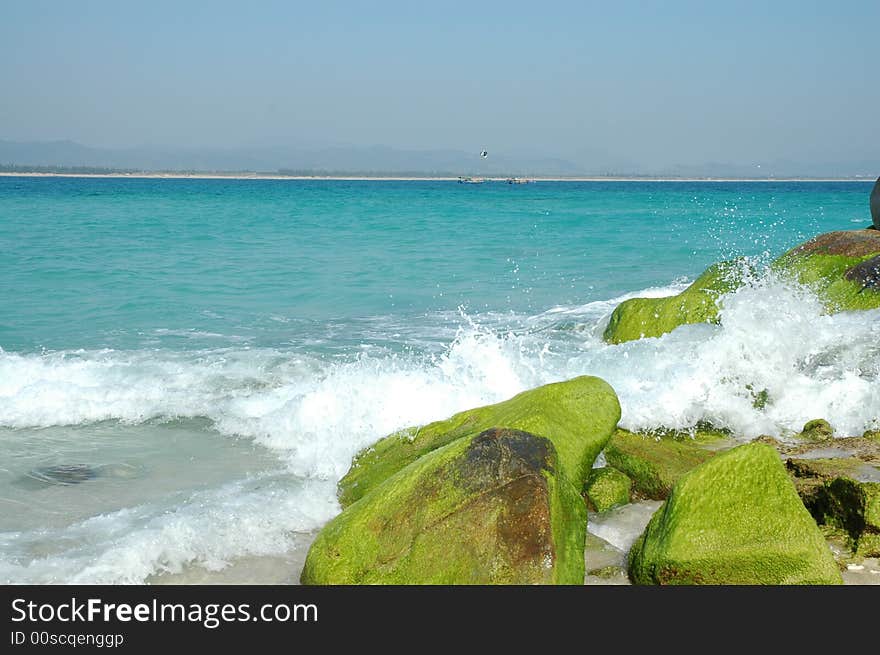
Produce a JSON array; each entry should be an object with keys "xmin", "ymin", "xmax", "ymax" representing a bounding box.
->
[{"xmin": 1, "ymin": 177, "xmax": 877, "ymax": 583}]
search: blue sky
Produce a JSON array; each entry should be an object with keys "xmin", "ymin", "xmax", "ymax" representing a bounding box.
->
[{"xmin": 1, "ymin": 0, "xmax": 877, "ymax": 169}]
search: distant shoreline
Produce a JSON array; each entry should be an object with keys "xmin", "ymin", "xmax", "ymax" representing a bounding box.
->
[{"xmin": 0, "ymin": 171, "xmax": 873, "ymax": 183}]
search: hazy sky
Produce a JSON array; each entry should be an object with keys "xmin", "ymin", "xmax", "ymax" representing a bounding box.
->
[{"xmin": 2, "ymin": 0, "xmax": 878, "ymax": 168}]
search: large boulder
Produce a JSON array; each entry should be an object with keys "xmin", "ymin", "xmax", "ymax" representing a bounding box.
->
[
  {"xmin": 628, "ymin": 443, "xmax": 842, "ymax": 585},
  {"xmin": 786, "ymin": 457, "xmax": 880, "ymax": 558},
  {"xmin": 603, "ymin": 260, "xmax": 746, "ymax": 344},
  {"xmin": 772, "ymin": 229, "xmax": 880, "ymax": 311},
  {"xmin": 603, "ymin": 428, "xmax": 723, "ymax": 500},
  {"xmin": 338, "ymin": 376, "xmax": 621, "ymax": 507},
  {"xmin": 301, "ymin": 428, "xmax": 587, "ymax": 584}
]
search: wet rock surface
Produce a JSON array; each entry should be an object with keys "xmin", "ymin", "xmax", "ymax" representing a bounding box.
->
[
  {"xmin": 786, "ymin": 457, "xmax": 880, "ymax": 558},
  {"xmin": 24, "ymin": 464, "xmax": 99, "ymax": 486},
  {"xmin": 302, "ymin": 427, "xmax": 588, "ymax": 584},
  {"xmin": 787, "ymin": 229, "xmax": 880, "ymax": 258},
  {"xmin": 844, "ymin": 254, "xmax": 880, "ymax": 291}
]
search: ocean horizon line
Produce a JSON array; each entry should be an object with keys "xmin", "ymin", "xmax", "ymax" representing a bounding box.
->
[{"xmin": 0, "ymin": 171, "xmax": 874, "ymax": 183}]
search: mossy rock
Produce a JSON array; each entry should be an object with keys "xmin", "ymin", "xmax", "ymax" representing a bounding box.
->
[
  {"xmin": 602, "ymin": 428, "xmax": 723, "ymax": 500},
  {"xmin": 772, "ymin": 229, "xmax": 880, "ymax": 312},
  {"xmin": 603, "ymin": 227, "xmax": 880, "ymax": 346},
  {"xmin": 584, "ymin": 467, "xmax": 632, "ymax": 512},
  {"xmin": 814, "ymin": 478, "xmax": 880, "ymax": 558},
  {"xmin": 338, "ymin": 376, "xmax": 621, "ymax": 507},
  {"xmin": 628, "ymin": 443, "xmax": 842, "ymax": 585},
  {"xmin": 602, "ymin": 259, "xmax": 747, "ymax": 344},
  {"xmin": 786, "ymin": 458, "xmax": 880, "ymax": 558},
  {"xmin": 301, "ymin": 428, "xmax": 587, "ymax": 584},
  {"xmin": 796, "ymin": 418, "xmax": 834, "ymax": 443}
]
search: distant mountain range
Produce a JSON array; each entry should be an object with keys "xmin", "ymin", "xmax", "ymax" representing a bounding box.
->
[
  {"xmin": 0, "ymin": 140, "xmax": 584, "ymax": 176},
  {"xmin": 655, "ymin": 160, "xmax": 880, "ymax": 180},
  {"xmin": 1, "ymin": 139, "xmax": 878, "ymax": 178}
]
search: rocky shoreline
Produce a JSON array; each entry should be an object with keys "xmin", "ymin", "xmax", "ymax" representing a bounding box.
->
[{"xmin": 300, "ymin": 181, "xmax": 880, "ymax": 585}]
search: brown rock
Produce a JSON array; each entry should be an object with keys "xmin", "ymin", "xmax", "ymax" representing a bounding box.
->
[
  {"xmin": 788, "ymin": 229, "xmax": 880, "ymax": 258},
  {"xmin": 301, "ymin": 427, "xmax": 588, "ymax": 584},
  {"xmin": 844, "ymin": 254, "xmax": 880, "ymax": 291}
]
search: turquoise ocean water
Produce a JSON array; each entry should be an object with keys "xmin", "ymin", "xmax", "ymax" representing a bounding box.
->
[{"xmin": 1, "ymin": 177, "xmax": 877, "ymax": 582}]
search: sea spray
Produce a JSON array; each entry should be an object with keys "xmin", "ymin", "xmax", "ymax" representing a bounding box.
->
[
  {"xmin": 580, "ymin": 270, "xmax": 880, "ymax": 438},
  {"xmin": 2, "ymin": 270, "xmax": 878, "ymax": 466}
]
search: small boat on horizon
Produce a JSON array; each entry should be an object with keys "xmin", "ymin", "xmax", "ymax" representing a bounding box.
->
[{"xmin": 457, "ymin": 176, "xmax": 485, "ymax": 184}]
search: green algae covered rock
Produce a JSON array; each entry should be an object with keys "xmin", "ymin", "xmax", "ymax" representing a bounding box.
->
[
  {"xmin": 786, "ymin": 458, "xmax": 880, "ymax": 558},
  {"xmin": 772, "ymin": 229, "xmax": 880, "ymax": 312},
  {"xmin": 603, "ymin": 260, "xmax": 746, "ymax": 344},
  {"xmin": 603, "ymin": 428, "xmax": 723, "ymax": 500},
  {"xmin": 338, "ymin": 376, "xmax": 620, "ymax": 507},
  {"xmin": 603, "ymin": 225, "xmax": 880, "ymax": 346},
  {"xmin": 301, "ymin": 428, "xmax": 587, "ymax": 585},
  {"xmin": 862, "ymin": 484, "xmax": 880, "ymax": 557},
  {"xmin": 796, "ymin": 418, "xmax": 834, "ymax": 443},
  {"xmin": 584, "ymin": 467, "xmax": 632, "ymax": 512},
  {"xmin": 628, "ymin": 443, "xmax": 842, "ymax": 585}
]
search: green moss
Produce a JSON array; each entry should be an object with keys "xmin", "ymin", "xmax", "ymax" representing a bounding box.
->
[
  {"xmin": 796, "ymin": 419, "xmax": 834, "ymax": 443},
  {"xmin": 549, "ymin": 453, "xmax": 590, "ymax": 583},
  {"xmin": 602, "ymin": 428, "xmax": 720, "ymax": 500},
  {"xmin": 603, "ymin": 230, "xmax": 880, "ymax": 345},
  {"xmin": 864, "ymin": 483, "xmax": 880, "ymax": 530},
  {"xmin": 818, "ymin": 479, "xmax": 880, "ymax": 558},
  {"xmin": 338, "ymin": 376, "xmax": 621, "ymax": 507},
  {"xmin": 301, "ymin": 428, "xmax": 587, "ymax": 585},
  {"xmin": 857, "ymin": 533, "xmax": 880, "ymax": 558},
  {"xmin": 584, "ymin": 467, "xmax": 632, "ymax": 512},
  {"xmin": 603, "ymin": 260, "xmax": 747, "ymax": 344},
  {"xmin": 772, "ymin": 248, "xmax": 880, "ymax": 313},
  {"xmin": 788, "ymin": 458, "xmax": 880, "ymax": 559},
  {"xmin": 628, "ymin": 443, "xmax": 842, "ymax": 585}
]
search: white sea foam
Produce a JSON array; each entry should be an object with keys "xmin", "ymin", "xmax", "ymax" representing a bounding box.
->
[
  {"xmin": 0, "ymin": 475, "xmax": 337, "ymax": 584},
  {"xmin": 575, "ymin": 272, "xmax": 880, "ymax": 438},
  {"xmin": 1, "ymin": 271, "xmax": 878, "ymax": 455},
  {"xmin": 0, "ymin": 336, "xmax": 542, "ymax": 480}
]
